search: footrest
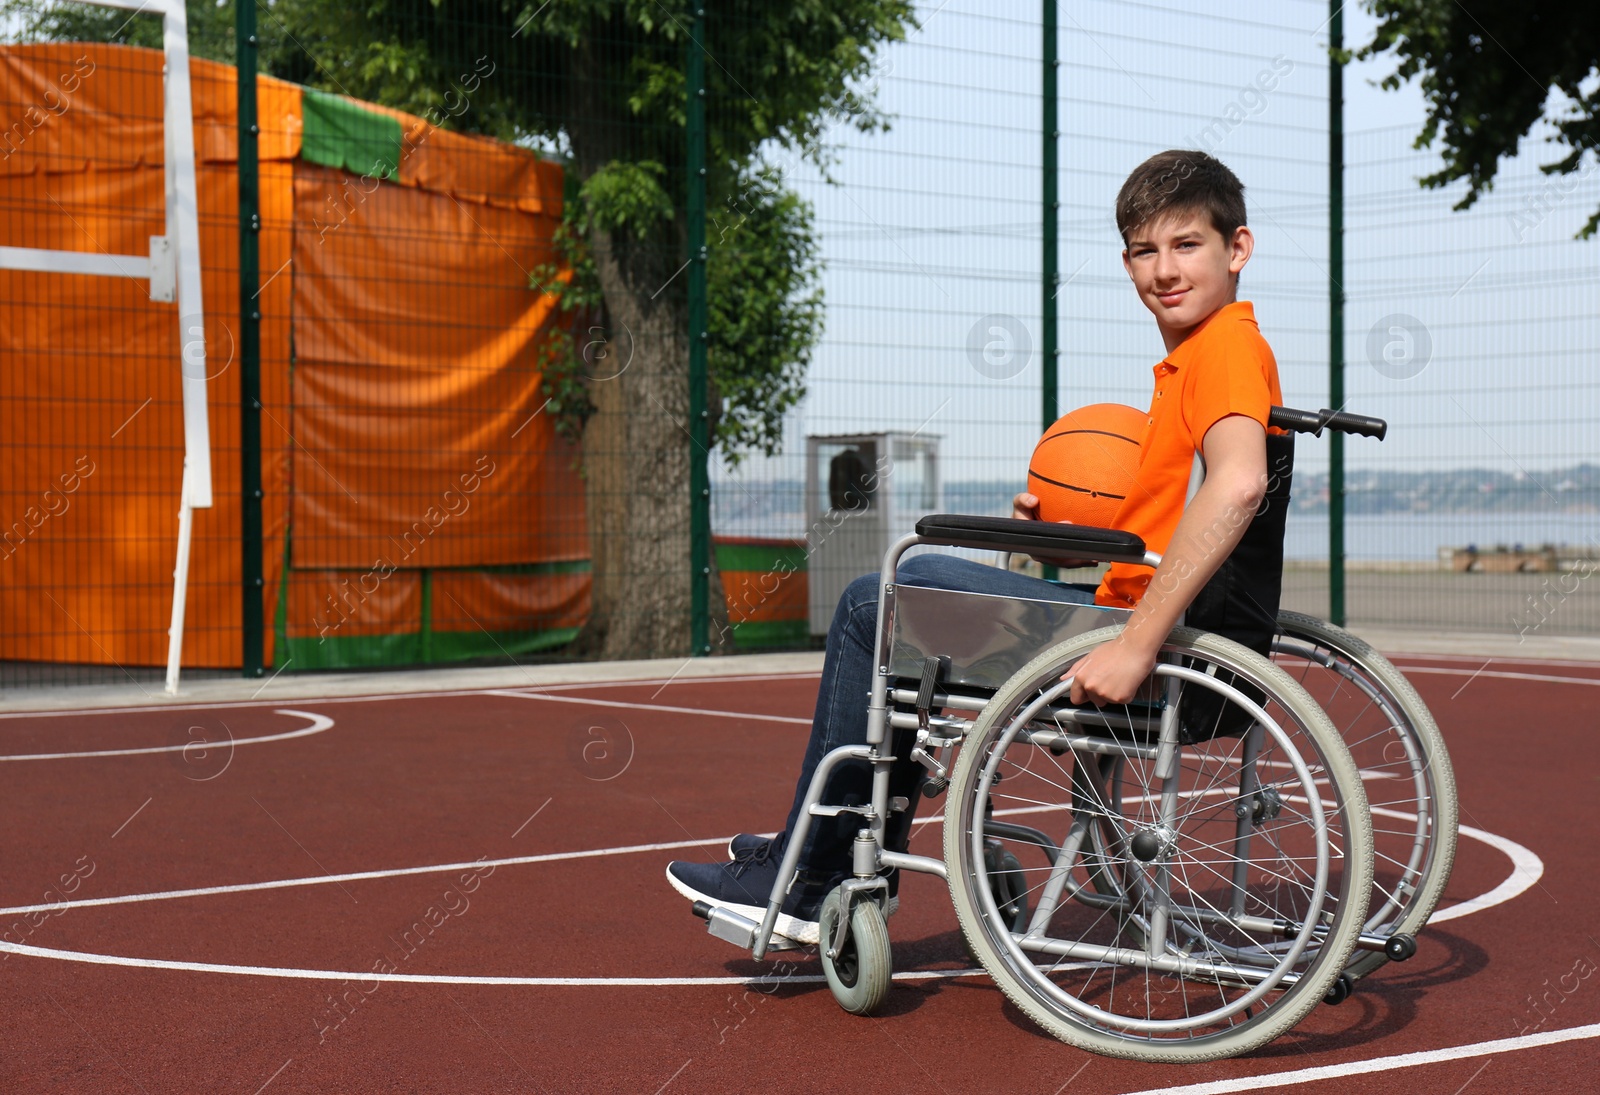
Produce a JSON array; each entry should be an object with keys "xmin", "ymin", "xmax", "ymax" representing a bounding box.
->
[
  {"xmin": 691, "ymin": 901, "xmax": 805, "ymax": 951},
  {"xmin": 809, "ymin": 803, "xmax": 874, "ymax": 818}
]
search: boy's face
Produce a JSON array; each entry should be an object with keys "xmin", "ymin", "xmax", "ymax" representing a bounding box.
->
[{"xmin": 1121, "ymin": 212, "xmax": 1253, "ymax": 351}]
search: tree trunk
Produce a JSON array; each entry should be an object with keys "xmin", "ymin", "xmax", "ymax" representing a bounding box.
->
[
  {"xmin": 571, "ymin": 227, "xmax": 733, "ymax": 661},
  {"xmin": 566, "ymin": 39, "xmax": 732, "ymax": 662}
]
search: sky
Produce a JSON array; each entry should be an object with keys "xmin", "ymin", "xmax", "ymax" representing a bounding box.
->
[{"xmin": 713, "ymin": 0, "xmax": 1600, "ymax": 500}]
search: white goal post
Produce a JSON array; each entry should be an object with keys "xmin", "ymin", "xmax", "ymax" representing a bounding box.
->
[{"xmin": 0, "ymin": 0, "xmax": 213, "ymax": 694}]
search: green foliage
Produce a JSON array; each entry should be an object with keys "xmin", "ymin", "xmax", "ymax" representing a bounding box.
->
[
  {"xmin": 1355, "ymin": 1, "xmax": 1600, "ymax": 238},
  {"xmin": 531, "ymin": 164, "xmax": 823, "ymax": 463},
  {"xmin": 707, "ymin": 167, "xmax": 820, "ymax": 463},
  {"xmin": 579, "ymin": 160, "xmax": 675, "ymax": 239}
]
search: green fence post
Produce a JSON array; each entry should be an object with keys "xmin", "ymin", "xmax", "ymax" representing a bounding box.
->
[
  {"xmin": 237, "ymin": 0, "xmax": 265, "ymax": 676},
  {"xmin": 1041, "ymin": 2, "xmax": 1060, "ymax": 584},
  {"xmin": 1042, "ymin": 0, "xmax": 1059, "ymax": 433},
  {"xmin": 1329, "ymin": 0, "xmax": 1347, "ymax": 626},
  {"xmin": 687, "ymin": 6, "xmax": 710, "ymax": 655}
]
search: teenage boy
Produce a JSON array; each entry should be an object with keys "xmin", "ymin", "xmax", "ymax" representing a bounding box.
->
[{"xmin": 665, "ymin": 150, "xmax": 1282, "ymax": 944}]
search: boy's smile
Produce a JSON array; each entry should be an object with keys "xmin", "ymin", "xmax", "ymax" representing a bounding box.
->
[{"xmin": 1123, "ymin": 213, "xmax": 1253, "ymax": 352}]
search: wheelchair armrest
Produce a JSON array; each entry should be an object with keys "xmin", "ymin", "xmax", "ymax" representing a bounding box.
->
[{"xmin": 914, "ymin": 514, "xmax": 1149, "ymax": 564}]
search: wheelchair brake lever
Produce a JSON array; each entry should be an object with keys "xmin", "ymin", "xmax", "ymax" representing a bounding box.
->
[{"xmin": 914, "ymin": 655, "xmax": 952, "ymax": 795}]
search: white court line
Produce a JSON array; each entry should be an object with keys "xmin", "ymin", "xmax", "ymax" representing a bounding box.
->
[
  {"xmin": 0, "ymin": 710, "xmax": 333, "ymax": 761},
  {"xmin": 1389, "ymin": 652, "xmax": 1600, "ymax": 669},
  {"xmin": 1426, "ymin": 821, "xmax": 1545, "ymax": 924},
  {"xmin": 485, "ymin": 689, "xmax": 811, "ymax": 724},
  {"xmin": 1114, "ymin": 1021, "xmax": 1600, "ymax": 1095},
  {"xmin": 0, "ymin": 937, "xmax": 988, "ymax": 987},
  {"xmin": 0, "ymin": 836, "xmax": 731, "ymax": 918},
  {"xmin": 1398, "ymin": 666, "xmax": 1600, "ymax": 687},
  {"xmin": 0, "ymin": 771, "xmax": 1521, "ymax": 921},
  {"xmin": 0, "ymin": 672, "xmax": 822, "ymax": 722}
]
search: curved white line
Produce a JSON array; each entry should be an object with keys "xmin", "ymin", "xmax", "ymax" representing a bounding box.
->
[
  {"xmin": 0, "ymin": 810, "xmax": 1543, "ymax": 985},
  {"xmin": 1116, "ymin": 1022, "xmax": 1600, "ymax": 1094},
  {"xmin": 0, "ymin": 939, "xmax": 986, "ymax": 987},
  {"xmin": 1425, "ymin": 820, "xmax": 1545, "ymax": 924},
  {"xmin": 0, "ymin": 710, "xmax": 334, "ymax": 761}
]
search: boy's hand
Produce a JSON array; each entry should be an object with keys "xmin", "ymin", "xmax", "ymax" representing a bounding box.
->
[
  {"xmin": 1011, "ymin": 491, "xmax": 1094, "ymax": 569},
  {"xmin": 1067, "ymin": 631, "xmax": 1159, "ymax": 707}
]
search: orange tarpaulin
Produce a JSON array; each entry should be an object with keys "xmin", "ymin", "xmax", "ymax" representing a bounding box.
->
[
  {"xmin": 0, "ymin": 44, "xmax": 296, "ymax": 667},
  {"xmin": 0, "ymin": 43, "xmax": 582, "ymax": 668},
  {"xmin": 288, "ymin": 161, "xmax": 584, "ymax": 571}
]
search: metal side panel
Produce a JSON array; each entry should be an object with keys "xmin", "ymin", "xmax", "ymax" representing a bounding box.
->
[{"xmin": 888, "ymin": 585, "xmax": 1127, "ymax": 691}]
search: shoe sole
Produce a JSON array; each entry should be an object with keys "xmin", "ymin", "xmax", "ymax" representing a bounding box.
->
[{"xmin": 665, "ymin": 865, "xmax": 897, "ymax": 947}]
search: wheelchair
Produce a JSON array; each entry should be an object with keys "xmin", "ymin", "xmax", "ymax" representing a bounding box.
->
[{"xmin": 690, "ymin": 407, "xmax": 1455, "ymax": 1062}]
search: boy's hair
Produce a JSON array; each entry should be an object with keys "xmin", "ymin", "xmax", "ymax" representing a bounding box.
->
[{"xmin": 1116, "ymin": 151, "xmax": 1246, "ymax": 245}]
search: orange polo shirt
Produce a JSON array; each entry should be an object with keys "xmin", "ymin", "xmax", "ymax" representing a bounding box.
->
[{"xmin": 1096, "ymin": 300, "xmax": 1282, "ymax": 609}]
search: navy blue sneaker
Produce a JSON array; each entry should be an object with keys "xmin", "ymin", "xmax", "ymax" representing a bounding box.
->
[
  {"xmin": 667, "ymin": 842, "xmax": 832, "ymax": 944},
  {"xmin": 726, "ymin": 832, "xmax": 778, "ymax": 859},
  {"xmin": 725, "ymin": 831, "xmax": 902, "ymax": 903}
]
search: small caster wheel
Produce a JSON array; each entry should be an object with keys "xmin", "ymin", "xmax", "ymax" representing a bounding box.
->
[
  {"xmin": 819, "ymin": 888, "xmax": 892, "ymax": 1016},
  {"xmin": 1322, "ymin": 972, "xmax": 1354, "ymax": 1006},
  {"xmin": 1384, "ymin": 933, "xmax": 1418, "ymax": 962}
]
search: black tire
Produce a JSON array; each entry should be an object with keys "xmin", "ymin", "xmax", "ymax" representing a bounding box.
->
[
  {"xmin": 945, "ymin": 625, "xmax": 1373, "ymax": 1063},
  {"xmin": 1271, "ymin": 611, "xmax": 1458, "ymax": 979}
]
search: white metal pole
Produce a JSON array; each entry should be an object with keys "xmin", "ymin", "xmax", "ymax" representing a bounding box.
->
[
  {"xmin": 164, "ymin": 0, "xmax": 213, "ymax": 508},
  {"xmin": 165, "ymin": 461, "xmax": 194, "ymax": 694},
  {"xmin": 161, "ymin": 0, "xmax": 209, "ymax": 692}
]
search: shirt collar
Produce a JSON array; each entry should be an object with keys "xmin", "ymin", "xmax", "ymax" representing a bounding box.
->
[{"xmin": 1159, "ymin": 300, "xmax": 1256, "ymax": 373}]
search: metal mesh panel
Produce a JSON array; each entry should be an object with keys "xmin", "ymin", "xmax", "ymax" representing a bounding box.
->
[{"xmin": 3, "ymin": 1, "xmax": 1595, "ymax": 689}]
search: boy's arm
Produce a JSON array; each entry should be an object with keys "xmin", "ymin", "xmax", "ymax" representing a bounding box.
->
[{"xmin": 1068, "ymin": 414, "xmax": 1268, "ymax": 706}]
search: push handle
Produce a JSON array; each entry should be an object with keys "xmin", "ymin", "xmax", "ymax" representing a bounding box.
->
[{"xmin": 1268, "ymin": 405, "xmax": 1387, "ymax": 441}]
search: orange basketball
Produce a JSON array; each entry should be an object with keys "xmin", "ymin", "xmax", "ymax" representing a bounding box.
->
[{"xmin": 1027, "ymin": 403, "xmax": 1147, "ymax": 528}]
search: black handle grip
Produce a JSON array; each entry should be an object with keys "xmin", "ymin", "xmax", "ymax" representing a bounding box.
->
[{"xmin": 1268, "ymin": 406, "xmax": 1387, "ymax": 441}]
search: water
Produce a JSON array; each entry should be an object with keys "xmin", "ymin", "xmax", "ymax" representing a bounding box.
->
[
  {"xmin": 1283, "ymin": 512, "xmax": 1600, "ymax": 562},
  {"xmin": 712, "ymin": 480, "xmax": 1599, "ymax": 563}
]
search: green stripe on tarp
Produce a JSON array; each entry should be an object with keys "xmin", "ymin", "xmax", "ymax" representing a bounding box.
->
[
  {"xmin": 714, "ymin": 540, "xmax": 807, "ymax": 573},
  {"xmin": 281, "ymin": 625, "xmax": 579, "ymax": 671},
  {"xmin": 301, "ymin": 89, "xmax": 402, "ymax": 179},
  {"xmin": 728, "ymin": 619, "xmax": 808, "ymax": 650}
]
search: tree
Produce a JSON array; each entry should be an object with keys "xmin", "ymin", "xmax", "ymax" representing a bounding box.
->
[
  {"xmin": 6, "ymin": 0, "xmax": 915, "ymax": 660},
  {"xmin": 1354, "ymin": 2, "xmax": 1600, "ymax": 238}
]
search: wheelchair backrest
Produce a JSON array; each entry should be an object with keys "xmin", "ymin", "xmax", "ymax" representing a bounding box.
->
[{"xmin": 1183, "ymin": 431, "xmax": 1295, "ymax": 657}]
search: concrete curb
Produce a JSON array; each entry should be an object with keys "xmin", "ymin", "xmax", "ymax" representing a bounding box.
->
[
  {"xmin": 0, "ymin": 651, "xmax": 827, "ymax": 713},
  {"xmin": 1346, "ymin": 626, "xmax": 1600, "ymax": 663},
  {"xmin": 3, "ymin": 624, "xmax": 1595, "ymax": 715}
]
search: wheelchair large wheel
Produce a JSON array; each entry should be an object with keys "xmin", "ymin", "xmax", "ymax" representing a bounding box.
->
[
  {"xmin": 1271, "ymin": 611, "xmax": 1458, "ymax": 979},
  {"xmin": 945, "ymin": 625, "xmax": 1372, "ymax": 1063}
]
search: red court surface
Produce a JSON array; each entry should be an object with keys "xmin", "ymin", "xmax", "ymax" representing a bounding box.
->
[{"xmin": 1, "ymin": 655, "xmax": 1596, "ymax": 1093}]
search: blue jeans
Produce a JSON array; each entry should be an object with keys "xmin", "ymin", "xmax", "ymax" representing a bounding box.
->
[{"xmin": 780, "ymin": 553, "xmax": 1096, "ymax": 872}]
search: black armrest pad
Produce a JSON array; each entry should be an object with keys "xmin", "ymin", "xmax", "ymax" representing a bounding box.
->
[{"xmin": 914, "ymin": 514, "xmax": 1148, "ymax": 564}]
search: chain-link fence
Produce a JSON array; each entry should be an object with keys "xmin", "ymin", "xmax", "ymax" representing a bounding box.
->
[{"xmin": 2, "ymin": 1, "xmax": 1595, "ymax": 691}]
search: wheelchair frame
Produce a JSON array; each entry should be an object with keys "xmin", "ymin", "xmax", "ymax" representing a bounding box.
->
[{"xmin": 689, "ymin": 407, "xmax": 1454, "ymax": 1061}]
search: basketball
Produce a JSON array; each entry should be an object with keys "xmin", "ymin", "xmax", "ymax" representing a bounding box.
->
[{"xmin": 1027, "ymin": 403, "xmax": 1147, "ymax": 528}]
